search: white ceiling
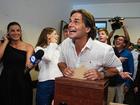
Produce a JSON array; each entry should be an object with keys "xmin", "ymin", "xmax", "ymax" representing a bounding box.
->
[{"xmin": 68, "ymin": 0, "xmax": 140, "ymax": 5}]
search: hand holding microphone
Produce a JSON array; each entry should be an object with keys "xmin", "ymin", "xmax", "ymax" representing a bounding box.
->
[{"xmin": 24, "ymin": 49, "xmax": 44, "ymax": 74}]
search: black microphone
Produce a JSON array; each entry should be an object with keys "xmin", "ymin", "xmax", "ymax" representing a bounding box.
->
[
  {"xmin": 30, "ymin": 49, "xmax": 44, "ymax": 64},
  {"xmin": 24, "ymin": 49, "xmax": 44, "ymax": 74}
]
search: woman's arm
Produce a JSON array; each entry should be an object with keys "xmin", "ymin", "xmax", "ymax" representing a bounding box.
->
[{"xmin": 0, "ymin": 35, "xmax": 9, "ymax": 60}]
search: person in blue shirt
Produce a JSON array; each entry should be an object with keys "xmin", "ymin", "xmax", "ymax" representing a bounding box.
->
[{"xmin": 114, "ymin": 35, "xmax": 134, "ymax": 104}]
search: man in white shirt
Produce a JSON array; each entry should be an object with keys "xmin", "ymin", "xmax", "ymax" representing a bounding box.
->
[{"xmin": 58, "ymin": 9, "xmax": 122, "ymax": 80}]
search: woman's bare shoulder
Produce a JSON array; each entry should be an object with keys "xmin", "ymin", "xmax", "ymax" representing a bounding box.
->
[{"xmin": 22, "ymin": 41, "xmax": 34, "ymax": 51}]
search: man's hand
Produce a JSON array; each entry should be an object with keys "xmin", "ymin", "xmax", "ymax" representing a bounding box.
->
[
  {"xmin": 63, "ymin": 67, "xmax": 74, "ymax": 77},
  {"xmin": 84, "ymin": 69, "xmax": 104, "ymax": 80},
  {"xmin": 119, "ymin": 71, "xmax": 133, "ymax": 81},
  {"xmin": 134, "ymin": 87, "xmax": 139, "ymax": 94},
  {"xmin": 119, "ymin": 57, "xmax": 128, "ymax": 62}
]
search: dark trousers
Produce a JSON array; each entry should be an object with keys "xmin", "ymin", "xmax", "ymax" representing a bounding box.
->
[{"xmin": 124, "ymin": 88, "xmax": 140, "ymax": 105}]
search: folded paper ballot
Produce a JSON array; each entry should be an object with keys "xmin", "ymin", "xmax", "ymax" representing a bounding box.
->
[
  {"xmin": 109, "ymin": 102, "xmax": 128, "ymax": 105},
  {"xmin": 71, "ymin": 65, "xmax": 87, "ymax": 79}
]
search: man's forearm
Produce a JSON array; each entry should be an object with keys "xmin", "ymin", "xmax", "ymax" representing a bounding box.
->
[
  {"xmin": 103, "ymin": 67, "xmax": 119, "ymax": 78},
  {"xmin": 107, "ymin": 30, "xmax": 115, "ymax": 45},
  {"xmin": 58, "ymin": 62, "xmax": 67, "ymax": 74},
  {"xmin": 122, "ymin": 25, "xmax": 130, "ymax": 41}
]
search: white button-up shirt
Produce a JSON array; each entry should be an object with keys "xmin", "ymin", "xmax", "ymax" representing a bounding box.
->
[{"xmin": 59, "ymin": 38, "xmax": 122, "ymax": 72}]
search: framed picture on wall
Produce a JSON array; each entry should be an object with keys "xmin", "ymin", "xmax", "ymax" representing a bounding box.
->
[{"xmin": 59, "ymin": 20, "xmax": 68, "ymax": 44}]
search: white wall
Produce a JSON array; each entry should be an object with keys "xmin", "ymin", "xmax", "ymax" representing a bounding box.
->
[
  {"xmin": 0, "ymin": 0, "xmax": 72, "ymax": 46},
  {"xmin": 0, "ymin": 0, "xmax": 73, "ymax": 80},
  {"xmin": 73, "ymin": 3, "xmax": 140, "ymax": 43},
  {"xmin": 1, "ymin": 1, "xmax": 139, "ymax": 45}
]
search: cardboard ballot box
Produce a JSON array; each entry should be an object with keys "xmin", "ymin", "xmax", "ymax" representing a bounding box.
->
[{"xmin": 54, "ymin": 77, "xmax": 109, "ymax": 105}]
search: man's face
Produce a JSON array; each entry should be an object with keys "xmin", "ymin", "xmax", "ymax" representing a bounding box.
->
[
  {"xmin": 68, "ymin": 12, "xmax": 90, "ymax": 39},
  {"xmin": 63, "ymin": 29, "xmax": 69, "ymax": 39},
  {"xmin": 115, "ymin": 36, "xmax": 126, "ymax": 49},
  {"xmin": 137, "ymin": 39, "xmax": 140, "ymax": 46},
  {"xmin": 98, "ymin": 31, "xmax": 108, "ymax": 43}
]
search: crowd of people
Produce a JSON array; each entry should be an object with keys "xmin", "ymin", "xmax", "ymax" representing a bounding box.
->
[{"xmin": 0, "ymin": 9, "xmax": 139, "ymax": 105}]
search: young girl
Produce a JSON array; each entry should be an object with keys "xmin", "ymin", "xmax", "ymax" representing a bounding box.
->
[{"xmin": 35, "ymin": 27, "xmax": 62, "ymax": 105}]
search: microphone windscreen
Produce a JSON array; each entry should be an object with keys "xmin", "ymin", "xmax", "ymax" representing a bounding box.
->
[
  {"xmin": 30, "ymin": 49, "xmax": 44, "ymax": 64},
  {"xmin": 34, "ymin": 49, "xmax": 44, "ymax": 60}
]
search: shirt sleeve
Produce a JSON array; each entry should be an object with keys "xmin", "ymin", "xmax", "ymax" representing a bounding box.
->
[
  {"xmin": 43, "ymin": 43, "xmax": 58, "ymax": 62},
  {"xmin": 103, "ymin": 46, "xmax": 123, "ymax": 72},
  {"xmin": 58, "ymin": 43, "xmax": 66, "ymax": 63},
  {"xmin": 124, "ymin": 52, "xmax": 134, "ymax": 88}
]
